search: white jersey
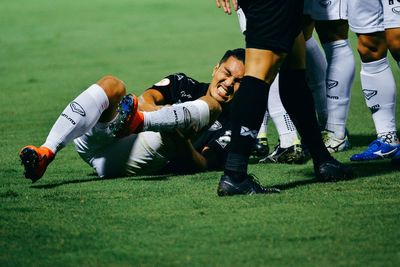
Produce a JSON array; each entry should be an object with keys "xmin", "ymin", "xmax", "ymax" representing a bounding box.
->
[
  {"xmin": 348, "ymin": 0, "xmax": 400, "ymax": 34},
  {"xmin": 304, "ymin": 0, "xmax": 348, "ymax": 20}
]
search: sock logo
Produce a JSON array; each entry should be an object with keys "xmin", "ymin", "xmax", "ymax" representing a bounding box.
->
[
  {"xmin": 369, "ymin": 104, "xmax": 380, "ymax": 114},
  {"xmin": 327, "ymin": 94, "xmax": 339, "ymax": 100},
  {"xmin": 326, "ymin": 79, "xmax": 338, "ymax": 90},
  {"xmin": 182, "ymin": 107, "xmax": 192, "ymax": 128},
  {"xmin": 240, "ymin": 126, "xmax": 258, "ymax": 139},
  {"xmin": 61, "ymin": 113, "xmax": 76, "ymax": 125},
  {"xmin": 318, "ymin": 0, "xmax": 331, "ymax": 7},
  {"xmin": 392, "ymin": 6, "xmax": 400, "ymax": 15},
  {"xmin": 362, "ymin": 89, "xmax": 378, "ymax": 100},
  {"xmin": 70, "ymin": 102, "xmax": 86, "ymax": 116}
]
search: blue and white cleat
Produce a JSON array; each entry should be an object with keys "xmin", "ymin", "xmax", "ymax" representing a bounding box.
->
[
  {"xmin": 350, "ymin": 139, "xmax": 399, "ymax": 161},
  {"xmin": 391, "ymin": 147, "xmax": 400, "ymax": 166}
]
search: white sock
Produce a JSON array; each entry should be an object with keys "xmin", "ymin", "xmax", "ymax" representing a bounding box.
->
[
  {"xmin": 143, "ymin": 99, "xmax": 210, "ymax": 132},
  {"xmin": 360, "ymin": 57, "xmax": 397, "ymax": 137},
  {"xmin": 322, "ymin": 39, "xmax": 355, "ymax": 139},
  {"xmin": 257, "ymin": 110, "xmax": 269, "ymax": 139},
  {"xmin": 306, "ymin": 36, "xmax": 328, "ymax": 129},
  {"xmin": 42, "ymin": 84, "xmax": 109, "ymax": 153},
  {"xmin": 268, "ymin": 77, "xmax": 299, "ymax": 148}
]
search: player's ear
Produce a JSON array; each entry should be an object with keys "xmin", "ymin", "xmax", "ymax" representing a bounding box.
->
[{"xmin": 212, "ymin": 63, "xmax": 220, "ymax": 76}]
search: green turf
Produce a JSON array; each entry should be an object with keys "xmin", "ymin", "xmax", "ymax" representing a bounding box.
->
[{"xmin": 1, "ymin": 1, "xmax": 400, "ymax": 266}]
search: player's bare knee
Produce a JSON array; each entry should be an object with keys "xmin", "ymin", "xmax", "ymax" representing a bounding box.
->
[
  {"xmin": 199, "ymin": 95, "xmax": 222, "ymax": 123},
  {"xmin": 97, "ymin": 75, "xmax": 126, "ymax": 102},
  {"xmin": 97, "ymin": 76, "xmax": 126, "ymax": 122}
]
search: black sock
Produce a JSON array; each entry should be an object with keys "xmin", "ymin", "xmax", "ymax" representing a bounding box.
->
[
  {"xmin": 224, "ymin": 76, "xmax": 270, "ymax": 178},
  {"xmin": 279, "ymin": 69, "xmax": 332, "ymax": 166}
]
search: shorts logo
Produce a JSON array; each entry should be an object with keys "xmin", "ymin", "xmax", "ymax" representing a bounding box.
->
[
  {"xmin": 61, "ymin": 113, "xmax": 76, "ymax": 125},
  {"xmin": 318, "ymin": 0, "xmax": 332, "ymax": 7},
  {"xmin": 362, "ymin": 89, "xmax": 378, "ymax": 100},
  {"xmin": 369, "ymin": 104, "xmax": 380, "ymax": 114},
  {"xmin": 70, "ymin": 101, "xmax": 86, "ymax": 116},
  {"xmin": 392, "ymin": 6, "xmax": 400, "ymax": 15},
  {"xmin": 326, "ymin": 79, "xmax": 338, "ymax": 90},
  {"xmin": 240, "ymin": 126, "xmax": 257, "ymax": 139}
]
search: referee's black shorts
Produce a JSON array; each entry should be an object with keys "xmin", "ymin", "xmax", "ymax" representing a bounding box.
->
[{"xmin": 239, "ymin": 0, "xmax": 303, "ymax": 53}]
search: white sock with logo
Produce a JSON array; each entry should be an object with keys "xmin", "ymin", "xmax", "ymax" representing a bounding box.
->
[
  {"xmin": 322, "ymin": 39, "xmax": 355, "ymax": 139},
  {"xmin": 306, "ymin": 36, "xmax": 328, "ymax": 128},
  {"xmin": 143, "ymin": 99, "xmax": 210, "ymax": 132},
  {"xmin": 360, "ymin": 57, "xmax": 397, "ymax": 142},
  {"xmin": 42, "ymin": 84, "xmax": 109, "ymax": 153},
  {"xmin": 268, "ymin": 77, "xmax": 299, "ymax": 148}
]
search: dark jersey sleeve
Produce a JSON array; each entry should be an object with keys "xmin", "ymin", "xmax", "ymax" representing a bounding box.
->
[{"xmin": 146, "ymin": 73, "xmax": 207, "ymax": 105}]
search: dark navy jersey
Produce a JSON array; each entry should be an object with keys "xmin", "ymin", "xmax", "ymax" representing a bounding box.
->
[
  {"xmin": 147, "ymin": 73, "xmax": 231, "ymax": 162},
  {"xmin": 148, "ymin": 73, "xmax": 209, "ymax": 105}
]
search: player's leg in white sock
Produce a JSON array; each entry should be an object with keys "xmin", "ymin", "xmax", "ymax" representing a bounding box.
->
[
  {"xmin": 322, "ymin": 39, "xmax": 355, "ymax": 139},
  {"xmin": 268, "ymin": 76, "xmax": 299, "ymax": 149},
  {"xmin": 306, "ymin": 36, "xmax": 328, "ymax": 129},
  {"xmin": 42, "ymin": 83, "xmax": 111, "ymax": 153},
  {"xmin": 360, "ymin": 57, "xmax": 398, "ymax": 144},
  {"xmin": 257, "ymin": 109, "xmax": 269, "ymax": 140},
  {"xmin": 143, "ymin": 99, "xmax": 211, "ymax": 132}
]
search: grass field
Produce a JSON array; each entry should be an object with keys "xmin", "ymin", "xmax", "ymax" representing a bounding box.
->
[{"xmin": 1, "ymin": 1, "xmax": 400, "ymax": 266}]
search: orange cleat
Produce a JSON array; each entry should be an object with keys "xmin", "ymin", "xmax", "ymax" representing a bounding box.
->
[
  {"xmin": 109, "ymin": 94, "xmax": 144, "ymax": 138},
  {"xmin": 19, "ymin": 145, "xmax": 55, "ymax": 183}
]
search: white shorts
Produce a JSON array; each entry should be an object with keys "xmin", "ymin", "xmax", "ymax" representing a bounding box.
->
[
  {"xmin": 305, "ymin": 0, "xmax": 348, "ymax": 20},
  {"xmin": 348, "ymin": 0, "xmax": 400, "ymax": 34},
  {"xmin": 73, "ymin": 122, "xmax": 173, "ymax": 178}
]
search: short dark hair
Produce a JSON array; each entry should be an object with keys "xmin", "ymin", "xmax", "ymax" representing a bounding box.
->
[{"xmin": 219, "ymin": 48, "xmax": 245, "ymax": 65}]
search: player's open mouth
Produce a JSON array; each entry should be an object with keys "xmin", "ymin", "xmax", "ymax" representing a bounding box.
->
[{"xmin": 217, "ymin": 86, "xmax": 230, "ymax": 98}]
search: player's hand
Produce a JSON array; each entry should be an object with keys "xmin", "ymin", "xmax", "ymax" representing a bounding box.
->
[{"xmin": 215, "ymin": 0, "xmax": 238, "ymax": 15}]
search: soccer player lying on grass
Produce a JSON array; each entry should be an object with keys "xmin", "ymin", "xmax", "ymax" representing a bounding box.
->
[{"xmin": 20, "ymin": 48, "xmax": 276, "ymax": 184}]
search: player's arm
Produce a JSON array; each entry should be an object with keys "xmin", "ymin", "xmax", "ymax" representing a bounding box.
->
[
  {"xmin": 164, "ymin": 130, "xmax": 208, "ymax": 173},
  {"xmin": 138, "ymin": 89, "xmax": 166, "ymax": 112}
]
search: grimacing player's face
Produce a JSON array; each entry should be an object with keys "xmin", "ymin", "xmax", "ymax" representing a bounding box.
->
[{"xmin": 209, "ymin": 56, "xmax": 245, "ymax": 104}]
